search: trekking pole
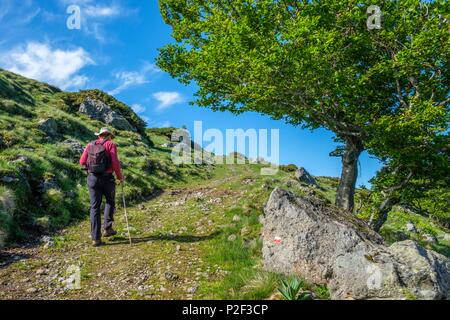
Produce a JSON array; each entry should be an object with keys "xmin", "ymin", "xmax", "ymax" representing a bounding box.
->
[{"xmin": 121, "ymin": 181, "xmax": 132, "ymax": 245}]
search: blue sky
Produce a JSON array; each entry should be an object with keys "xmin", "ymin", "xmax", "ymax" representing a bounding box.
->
[{"xmin": 0, "ymin": 0, "xmax": 381, "ymax": 186}]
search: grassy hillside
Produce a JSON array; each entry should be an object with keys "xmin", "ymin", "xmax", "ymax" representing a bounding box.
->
[
  {"xmin": 0, "ymin": 69, "xmax": 211, "ymax": 246},
  {"xmin": 0, "ymin": 160, "xmax": 333, "ymax": 300}
]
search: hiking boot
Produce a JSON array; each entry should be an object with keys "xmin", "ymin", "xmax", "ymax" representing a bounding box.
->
[
  {"xmin": 92, "ymin": 240, "xmax": 103, "ymax": 247},
  {"xmin": 103, "ymin": 228, "xmax": 117, "ymax": 237}
]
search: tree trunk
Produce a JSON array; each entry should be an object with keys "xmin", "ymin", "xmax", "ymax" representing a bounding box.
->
[
  {"xmin": 368, "ymin": 170, "xmax": 413, "ymax": 231},
  {"xmin": 335, "ymin": 138, "xmax": 363, "ymax": 212},
  {"xmin": 369, "ymin": 197, "xmax": 397, "ymax": 232}
]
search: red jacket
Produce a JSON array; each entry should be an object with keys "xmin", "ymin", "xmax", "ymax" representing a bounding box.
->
[{"xmin": 79, "ymin": 138, "xmax": 123, "ymax": 180}]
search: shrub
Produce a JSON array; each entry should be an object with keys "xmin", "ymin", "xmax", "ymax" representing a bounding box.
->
[
  {"xmin": 314, "ymin": 284, "xmax": 331, "ymax": 299},
  {"xmin": 146, "ymin": 127, "xmax": 176, "ymax": 138},
  {"xmin": 0, "ymin": 130, "xmax": 20, "ymax": 148},
  {"xmin": 42, "ymin": 188, "xmax": 64, "ymax": 216},
  {"xmin": 279, "ymin": 164, "xmax": 298, "ymax": 173},
  {"xmin": 278, "ymin": 276, "xmax": 304, "ymax": 300},
  {"xmin": 34, "ymin": 216, "xmax": 51, "ymax": 231}
]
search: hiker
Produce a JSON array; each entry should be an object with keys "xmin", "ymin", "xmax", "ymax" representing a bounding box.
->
[{"xmin": 79, "ymin": 127, "xmax": 124, "ymax": 246}]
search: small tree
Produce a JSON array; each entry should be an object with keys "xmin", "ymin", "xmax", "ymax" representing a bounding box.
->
[
  {"xmin": 157, "ymin": 0, "xmax": 449, "ymax": 212},
  {"xmin": 365, "ymin": 108, "xmax": 449, "ymax": 231}
]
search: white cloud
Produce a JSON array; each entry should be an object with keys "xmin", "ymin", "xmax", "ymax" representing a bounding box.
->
[
  {"xmin": 58, "ymin": 1, "xmax": 137, "ymax": 43},
  {"xmin": 109, "ymin": 63, "xmax": 160, "ymax": 95},
  {"xmin": 19, "ymin": 7, "xmax": 41, "ymax": 24},
  {"xmin": 79, "ymin": 6, "xmax": 117, "ymax": 43},
  {"xmin": 0, "ymin": 1, "xmax": 12, "ymax": 22},
  {"xmin": 109, "ymin": 71, "xmax": 147, "ymax": 94},
  {"xmin": 85, "ymin": 5, "xmax": 121, "ymax": 17},
  {"xmin": 0, "ymin": 0, "xmax": 40, "ymax": 26},
  {"xmin": 59, "ymin": 0, "xmax": 94, "ymax": 5},
  {"xmin": 153, "ymin": 91, "xmax": 184, "ymax": 111},
  {"xmin": 131, "ymin": 103, "xmax": 145, "ymax": 114},
  {"xmin": 0, "ymin": 42, "xmax": 94, "ymax": 90}
]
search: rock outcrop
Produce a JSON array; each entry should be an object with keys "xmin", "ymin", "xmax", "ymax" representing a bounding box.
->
[
  {"xmin": 294, "ymin": 167, "xmax": 317, "ymax": 186},
  {"xmin": 262, "ymin": 188, "xmax": 450, "ymax": 300},
  {"xmin": 405, "ymin": 221, "xmax": 417, "ymax": 233},
  {"xmin": 38, "ymin": 118, "xmax": 58, "ymax": 137},
  {"xmin": 0, "ymin": 189, "xmax": 15, "ymax": 248},
  {"xmin": 61, "ymin": 139, "xmax": 84, "ymax": 155},
  {"xmin": 79, "ymin": 98, "xmax": 135, "ymax": 131}
]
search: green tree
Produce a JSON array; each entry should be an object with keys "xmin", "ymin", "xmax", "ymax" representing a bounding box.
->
[
  {"xmin": 157, "ymin": 0, "xmax": 449, "ymax": 212},
  {"xmin": 364, "ymin": 110, "xmax": 449, "ymax": 231}
]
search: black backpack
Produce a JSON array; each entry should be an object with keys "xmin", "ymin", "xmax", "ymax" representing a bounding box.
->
[{"xmin": 87, "ymin": 140, "xmax": 111, "ymax": 174}]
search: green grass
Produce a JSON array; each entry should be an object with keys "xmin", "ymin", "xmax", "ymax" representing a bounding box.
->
[
  {"xmin": 195, "ymin": 167, "xmax": 274, "ymax": 299},
  {"xmin": 196, "ymin": 167, "xmax": 334, "ymax": 300},
  {"xmin": 380, "ymin": 208, "xmax": 450, "ymax": 257}
]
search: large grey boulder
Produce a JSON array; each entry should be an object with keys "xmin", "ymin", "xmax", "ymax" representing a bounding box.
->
[
  {"xmin": 79, "ymin": 98, "xmax": 135, "ymax": 131},
  {"xmin": 262, "ymin": 188, "xmax": 450, "ymax": 300},
  {"xmin": 38, "ymin": 118, "xmax": 58, "ymax": 137},
  {"xmin": 294, "ymin": 167, "xmax": 317, "ymax": 186}
]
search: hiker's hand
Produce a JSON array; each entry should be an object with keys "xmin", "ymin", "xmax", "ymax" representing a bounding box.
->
[{"xmin": 117, "ymin": 178, "xmax": 124, "ymax": 185}]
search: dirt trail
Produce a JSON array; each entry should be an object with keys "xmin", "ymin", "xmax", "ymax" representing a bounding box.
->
[{"xmin": 0, "ymin": 169, "xmax": 250, "ymax": 300}]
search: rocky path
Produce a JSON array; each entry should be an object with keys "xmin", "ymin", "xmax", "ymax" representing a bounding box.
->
[{"xmin": 0, "ymin": 167, "xmax": 255, "ymax": 300}]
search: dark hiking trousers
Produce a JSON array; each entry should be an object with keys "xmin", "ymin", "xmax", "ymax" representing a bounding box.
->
[{"xmin": 87, "ymin": 173, "xmax": 116, "ymax": 241}]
